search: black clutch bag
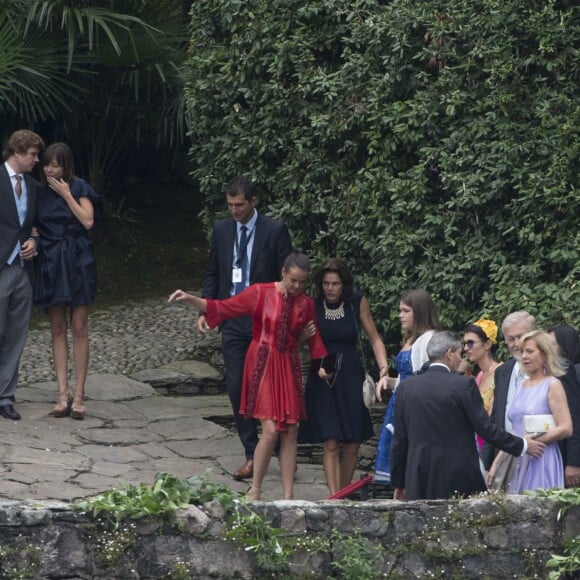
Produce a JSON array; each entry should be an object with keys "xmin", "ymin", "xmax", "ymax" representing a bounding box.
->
[{"xmin": 310, "ymin": 352, "xmax": 343, "ymax": 378}]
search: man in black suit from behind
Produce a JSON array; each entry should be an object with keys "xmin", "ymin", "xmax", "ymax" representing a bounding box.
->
[
  {"xmin": 480, "ymin": 311, "xmax": 537, "ymax": 472},
  {"xmin": 0, "ymin": 130, "xmax": 45, "ymax": 420},
  {"xmin": 197, "ymin": 176, "xmax": 292, "ymax": 480},
  {"xmin": 391, "ymin": 331, "xmax": 545, "ymax": 500}
]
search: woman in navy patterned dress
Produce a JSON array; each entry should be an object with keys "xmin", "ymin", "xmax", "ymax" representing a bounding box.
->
[{"xmin": 34, "ymin": 143, "xmax": 98, "ymax": 420}]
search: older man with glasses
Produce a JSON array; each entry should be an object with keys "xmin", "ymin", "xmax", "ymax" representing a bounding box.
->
[{"xmin": 480, "ymin": 311, "xmax": 537, "ymax": 471}]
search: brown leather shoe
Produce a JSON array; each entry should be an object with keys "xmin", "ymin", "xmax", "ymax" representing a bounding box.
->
[{"xmin": 233, "ymin": 460, "xmax": 254, "ymax": 481}]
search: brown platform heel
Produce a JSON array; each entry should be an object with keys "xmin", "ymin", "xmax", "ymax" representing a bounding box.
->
[
  {"xmin": 53, "ymin": 394, "xmax": 72, "ymax": 418},
  {"xmin": 71, "ymin": 396, "xmax": 85, "ymax": 420}
]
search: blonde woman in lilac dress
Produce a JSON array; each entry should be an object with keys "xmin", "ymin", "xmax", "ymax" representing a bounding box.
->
[{"xmin": 487, "ymin": 331, "xmax": 572, "ymax": 493}]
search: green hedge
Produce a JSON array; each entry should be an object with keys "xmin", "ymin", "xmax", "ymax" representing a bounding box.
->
[{"xmin": 185, "ymin": 0, "xmax": 579, "ymax": 349}]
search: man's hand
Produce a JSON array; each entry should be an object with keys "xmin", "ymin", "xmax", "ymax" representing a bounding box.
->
[
  {"xmin": 456, "ymin": 359, "xmax": 473, "ymax": 377},
  {"xmin": 196, "ymin": 314, "xmax": 210, "ymax": 333},
  {"xmin": 20, "ymin": 238, "xmax": 36, "ymax": 261},
  {"xmin": 393, "ymin": 488, "xmax": 406, "ymax": 501},
  {"xmin": 565, "ymin": 465, "xmax": 580, "ymax": 488},
  {"xmin": 525, "ymin": 437, "xmax": 546, "ymax": 458}
]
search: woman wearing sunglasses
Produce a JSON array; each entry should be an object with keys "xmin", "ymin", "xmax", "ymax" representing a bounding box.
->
[{"xmin": 463, "ymin": 319, "xmax": 502, "ymax": 450}]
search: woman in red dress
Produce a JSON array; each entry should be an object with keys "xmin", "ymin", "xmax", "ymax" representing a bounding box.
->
[{"xmin": 169, "ymin": 251, "xmax": 327, "ymax": 501}]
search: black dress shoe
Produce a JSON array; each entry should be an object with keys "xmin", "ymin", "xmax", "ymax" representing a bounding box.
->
[{"xmin": 0, "ymin": 405, "xmax": 21, "ymax": 420}]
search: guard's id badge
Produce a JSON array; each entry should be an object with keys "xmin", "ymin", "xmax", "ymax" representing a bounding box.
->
[{"xmin": 232, "ymin": 268, "xmax": 242, "ymax": 283}]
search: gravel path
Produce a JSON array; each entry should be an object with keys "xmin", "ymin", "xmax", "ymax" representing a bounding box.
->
[{"xmin": 20, "ymin": 295, "xmax": 213, "ymax": 385}]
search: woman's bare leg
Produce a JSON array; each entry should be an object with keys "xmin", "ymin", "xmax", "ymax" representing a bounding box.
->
[
  {"xmin": 340, "ymin": 442, "xmax": 360, "ymax": 489},
  {"xmin": 48, "ymin": 305, "xmax": 69, "ymax": 414},
  {"xmin": 70, "ymin": 305, "xmax": 90, "ymax": 414},
  {"xmin": 279, "ymin": 424, "xmax": 298, "ymax": 500},
  {"xmin": 323, "ymin": 438, "xmax": 341, "ymax": 495},
  {"xmin": 248, "ymin": 420, "xmax": 278, "ymax": 501}
]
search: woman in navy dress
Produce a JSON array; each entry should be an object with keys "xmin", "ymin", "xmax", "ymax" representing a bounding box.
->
[
  {"xmin": 299, "ymin": 258, "xmax": 389, "ymax": 495},
  {"xmin": 34, "ymin": 143, "xmax": 98, "ymax": 420}
]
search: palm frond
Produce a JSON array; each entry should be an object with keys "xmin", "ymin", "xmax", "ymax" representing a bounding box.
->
[
  {"xmin": 24, "ymin": 2, "xmax": 162, "ymax": 71},
  {"xmin": 0, "ymin": 20, "xmax": 86, "ymax": 121}
]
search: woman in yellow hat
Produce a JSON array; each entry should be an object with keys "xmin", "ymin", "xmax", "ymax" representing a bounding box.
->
[{"xmin": 463, "ymin": 319, "xmax": 501, "ymax": 450}]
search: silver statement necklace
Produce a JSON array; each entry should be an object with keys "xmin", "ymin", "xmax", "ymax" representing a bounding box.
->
[{"xmin": 323, "ymin": 300, "xmax": 345, "ymax": 320}]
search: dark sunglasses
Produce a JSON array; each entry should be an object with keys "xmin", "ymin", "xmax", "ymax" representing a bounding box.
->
[{"xmin": 462, "ymin": 340, "xmax": 482, "ymax": 350}]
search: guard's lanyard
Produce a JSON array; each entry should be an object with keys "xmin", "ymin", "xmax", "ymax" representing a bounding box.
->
[{"xmin": 234, "ymin": 226, "xmax": 254, "ymax": 268}]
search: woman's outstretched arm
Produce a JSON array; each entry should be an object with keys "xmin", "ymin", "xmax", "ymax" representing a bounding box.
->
[{"xmin": 168, "ymin": 290, "xmax": 208, "ymax": 312}]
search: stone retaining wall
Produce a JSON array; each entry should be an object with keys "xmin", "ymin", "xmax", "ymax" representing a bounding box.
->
[{"xmin": 0, "ymin": 495, "xmax": 577, "ymax": 579}]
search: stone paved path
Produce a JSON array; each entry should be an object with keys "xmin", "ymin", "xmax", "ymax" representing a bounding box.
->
[
  {"xmin": 5, "ymin": 297, "xmax": 382, "ymax": 504},
  {"xmin": 0, "ymin": 373, "xmax": 331, "ymax": 504},
  {"xmin": 21, "ymin": 298, "xmax": 216, "ymax": 385}
]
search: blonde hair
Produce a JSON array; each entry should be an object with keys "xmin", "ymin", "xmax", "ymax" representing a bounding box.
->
[{"xmin": 519, "ymin": 330, "xmax": 567, "ymax": 377}]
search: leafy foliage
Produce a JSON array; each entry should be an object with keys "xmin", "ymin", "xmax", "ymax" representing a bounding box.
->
[
  {"xmin": 74, "ymin": 471, "xmax": 293, "ymax": 575},
  {"xmin": 74, "ymin": 471, "xmax": 385, "ymax": 576},
  {"xmin": 533, "ymin": 486, "xmax": 580, "ymax": 520},
  {"xmin": 330, "ymin": 528, "xmax": 383, "ymax": 579},
  {"xmin": 546, "ymin": 537, "xmax": 580, "ymax": 580},
  {"xmin": 226, "ymin": 506, "xmax": 289, "ymax": 574},
  {"xmin": 533, "ymin": 487, "xmax": 580, "ymax": 579},
  {"xmin": 0, "ymin": 1, "xmax": 189, "ymax": 193},
  {"xmin": 185, "ymin": 0, "xmax": 579, "ymax": 346},
  {"xmin": 74, "ymin": 471, "xmax": 240, "ymax": 528}
]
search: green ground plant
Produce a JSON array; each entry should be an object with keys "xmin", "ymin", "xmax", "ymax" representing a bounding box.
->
[
  {"xmin": 75, "ymin": 471, "xmax": 292, "ymax": 574},
  {"xmin": 165, "ymin": 560, "xmax": 194, "ymax": 580},
  {"xmin": 73, "ymin": 472, "xmax": 575, "ymax": 578},
  {"xmin": 74, "ymin": 471, "xmax": 385, "ymax": 577},
  {"xmin": 75, "ymin": 471, "xmax": 236, "ymax": 528},
  {"xmin": 226, "ymin": 506, "xmax": 290, "ymax": 574},
  {"xmin": 0, "ymin": 541, "xmax": 41, "ymax": 579},
  {"xmin": 91, "ymin": 521, "xmax": 137, "ymax": 566},
  {"xmin": 546, "ymin": 537, "xmax": 580, "ymax": 580},
  {"xmin": 533, "ymin": 488, "xmax": 580, "ymax": 579},
  {"xmin": 330, "ymin": 528, "xmax": 383, "ymax": 579}
]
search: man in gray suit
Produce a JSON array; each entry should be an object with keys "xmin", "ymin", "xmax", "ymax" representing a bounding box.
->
[{"xmin": 0, "ymin": 129, "xmax": 45, "ymax": 420}]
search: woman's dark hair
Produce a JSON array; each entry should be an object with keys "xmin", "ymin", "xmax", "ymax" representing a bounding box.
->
[
  {"xmin": 40, "ymin": 142, "xmax": 75, "ymax": 185},
  {"xmin": 401, "ymin": 288, "xmax": 442, "ymax": 343},
  {"xmin": 312, "ymin": 258, "xmax": 354, "ymax": 303},
  {"xmin": 282, "ymin": 249, "xmax": 310, "ymax": 273},
  {"xmin": 464, "ymin": 324, "xmax": 499, "ymax": 355},
  {"xmin": 549, "ymin": 325, "xmax": 580, "ymax": 365}
]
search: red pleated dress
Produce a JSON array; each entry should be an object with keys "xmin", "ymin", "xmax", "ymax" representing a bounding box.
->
[{"xmin": 204, "ymin": 283, "xmax": 327, "ymax": 431}]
